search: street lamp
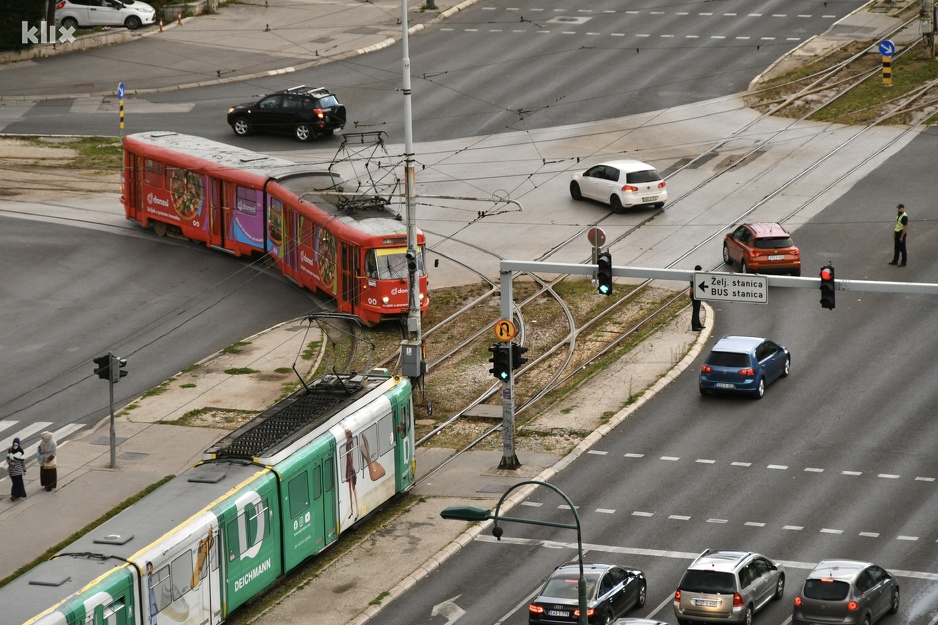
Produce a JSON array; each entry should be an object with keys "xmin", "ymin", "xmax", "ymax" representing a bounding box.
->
[{"xmin": 441, "ymin": 480, "xmax": 588, "ymax": 625}]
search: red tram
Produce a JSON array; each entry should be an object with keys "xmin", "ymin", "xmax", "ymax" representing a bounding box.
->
[{"xmin": 121, "ymin": 132, "xmax": 429, "ymax": 325}]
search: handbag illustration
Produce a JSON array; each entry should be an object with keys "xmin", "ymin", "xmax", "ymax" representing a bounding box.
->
[{"xmin": 360, "ymin": 434, "xmax": 386, "ymax": 481}]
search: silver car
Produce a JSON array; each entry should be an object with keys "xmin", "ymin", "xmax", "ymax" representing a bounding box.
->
[
  {"xmin": 793, "ymin": 560, "xmax": 899, "ymax": 625},
  {"xmin": 674, "ymin": 550, "xmax": 785, "ymax": 625}
]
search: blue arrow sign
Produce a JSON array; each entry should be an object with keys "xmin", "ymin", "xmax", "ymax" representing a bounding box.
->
[
  {"xmin": 117, "ymin": 82, "xmax": 125, "ymax": 100},
  {"xmin": 879, "ymin": 40, "xmax": 895, "ymax": 56}
]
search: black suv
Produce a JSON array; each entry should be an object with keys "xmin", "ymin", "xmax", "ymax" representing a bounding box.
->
[{"xmin": 227, "ymin": 86, "xmax": 347, "ymax": 142}]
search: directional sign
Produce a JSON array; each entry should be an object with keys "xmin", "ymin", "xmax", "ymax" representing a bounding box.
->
[
  {"xmin": 694, "ymin": 272, "xmax": 768, "ymax": 304},
  {"xmin": 879, "ymin": 40, "xmax": 895, "ymax": 56},
  {"xmin": 117, "ymin": 82, "xmax": 125, "ymax": 100},
  {"xmin": 494, "ymin": 318, "xmax": 516, "ymax": 342}
]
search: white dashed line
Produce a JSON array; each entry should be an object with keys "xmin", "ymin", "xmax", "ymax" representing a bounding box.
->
[
  {"xmin": 842, "ymin": 471, "xmax": 862, "ymax": 476},
  {"xmin": 661, "ymin": 456, "xmax": 679, "ymax": 461},
  {"xmin": 669, "ymin": 515, "xmax": 691, "ymax": 521},
  {"xmin": 859, "ymin": 532, "xmax": 880, "ymax": 537},
  {"xmin": 761, "ymin": 36, "xmax": 776, "ymax": 40},
  {"xmin": 633, "ymin": 511, "xmax": 654, "ymax": 517},
  {"xmin": 724, "ymin": 13, "xmax": 737, "ymax": 17},
  {"xmin": 786, "ymin": 37, "xmax": 801, "ymax": 41},
  {"xmin": 731, "ymin": 462, "xmax": 751, "ymax": 467},
  {"xmin": 700, "ymin": 12, "xmax": 713, "ymax": 16},
  {"xmin": 805, "ymin": 468, "xmax": 824, "ymax": 473},
  {"xmin": 558, "ymin": 504, "xmax": 579, "ymax": 510},
  {"xmin": 521, "ymin": 501, "xmax": 542, "ymax": 507},
  {"xmin": 596, "ymin": 509, "xmax": 615, "ymax": 514},
  {"xmin": 745, "ymin": 522, "xmax": 765, "ymax": 527},
  {"xmin": 767, "ymin": 465, "xmax": 788, "ymax": 470},
  {"xmin": 587, "ymin": 450, "xmax": 608, "ymax": 455},
  {"xmin": 636, "ymin": 34, "xmax": 650, "ymax": 37},
  {"xmin": 783, "ymin": 526, "xmax": 804, "ymax": 531},
  {"xmin": 916, "ymin": 476, "xmax": 935, "ymax": 481},
  {"xmin": 686, "ymin": 35, "xmax": 699, "ymax": 39},
  {"xmin": 879, "ymin": 474, "xmax": 900, "ymax": 479},
  {"xmin": 820, "ymin": 528, "xmax": 844, "ymax": 534},
  {"xmin": 624, "ymin": 453, "xmax": 644, "ymax": 458},
  {"xmin": 707, "ymin": 519, "xmax": 728, "ymax": 524},
  {"xmin": 772, "ymin": 14, "xmax": 787, "ymax": 18},
  {"xmin": 711, "ymin": 35, "xmax": 726, "ymax": 39},
  {"xmin": 897, "ymin": 535, "xmax": 919, "ymax": 541},
  {"xmin": 696, "ymin": 459, "xmax": 715, "ymax": 464},
  {"xmin": 749, "ymin": 14, "xmax": 763, "ymax": 17},
  {"xmin": 736, "ymin": 36, "xmax": 750, "ymax": 40}
]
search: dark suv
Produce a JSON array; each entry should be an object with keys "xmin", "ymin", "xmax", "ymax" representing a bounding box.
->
[{"xmin": 227, "ymin": 86, "xmax": 347, "ymax": 142}]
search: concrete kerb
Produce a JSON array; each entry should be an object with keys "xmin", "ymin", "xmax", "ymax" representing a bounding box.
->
[{"xmin": 347, "ymin": 303, "xmax": 714, "ymax": 625}]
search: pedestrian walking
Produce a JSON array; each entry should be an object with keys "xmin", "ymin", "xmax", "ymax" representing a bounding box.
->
[
  {"xmin": 7, "ymin": 437, "xmax": 27, "ymax": 501},
  {"xmin": 690, "ymin": 265, "xmax": 704, "ymax": 331},
  {"xmin": 38, "ymin": 431, "xmax": 58, "ymax": 492},
  {"xmin": 888, "ymin": 203, "xmax": 908, "ymax": 266}
]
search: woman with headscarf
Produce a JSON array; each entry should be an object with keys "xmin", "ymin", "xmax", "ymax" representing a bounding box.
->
[
  {"xmin": 7, "ymin": 437, "xmax": 27, "ymax": 500},
  {"xmin": 38, "ymin": 431, "xmax": 57, "ymax": 492}
]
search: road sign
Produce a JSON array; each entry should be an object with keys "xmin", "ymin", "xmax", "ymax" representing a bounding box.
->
[
  {"xmin": 879, "ymin": 40, "xmax": 895, "ymax": 56},
  {"xmin": 694, "ymin": 272, "xmax": 768, "ymax": 304},
  {"xmin": 587, "ymin": 227, "xmax": 606, "ymax": 247},
  {"xmin": 494, "ymin": 318, "xmax": 516, "ymax": 342},
  {"xmin": 117, "ymin": 82, "xmax": 125, "ymax": 99}
]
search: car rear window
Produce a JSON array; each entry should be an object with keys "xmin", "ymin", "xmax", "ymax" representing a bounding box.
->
[
  {"xmin": 543, "ymin": 573, "xmax": 600, "ymax": 599},
  {"xmin": 680, "ymin": 570, "xmax": 736, "ymax": 594},
  {"xmin": 706, "ymin": 351, "xmax": 750, "ymax": 368},
  {"xmin": 316, "ymin": 95, "xmax": 339, "ymax": 108},
  {"xmin": 803, "ymin": 579, "xmax": 850, "ymax": 601},
  {"xmin": 625, "ymin": 170, "xmax": 662, "ymax": 184},
  {"xmin": 754, "ymin": 237, "xmax": 793, "ymax": 249}
]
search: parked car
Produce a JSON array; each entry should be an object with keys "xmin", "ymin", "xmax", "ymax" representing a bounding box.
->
[
  {"xmin": 793, "ymin": 560, "xmax": 899, "ymax": 625},
  {"xmin": 227, "ymin": 85, "xmax": 347, "ymax": 142},
  {"xmin": 674, "ymin": 550, "xmax": 785, "ymax": 625},
  {"xmin": 722, "ymin": 222, "xmax": 801, "ymax": 276},
  {"xmin": 529, "ymin": 562, "xmax": 647, "ymax": 625},
  {"xmin": 570, "ymin": 160, "xmax": 667, "ymax": 212},
  {"xmin": 699, "ymin": 336, "xmax": 790, "ymax": 399},
  {"xmin": 54, "ymin": 0, "xmax": 157, "ymax": 31}
]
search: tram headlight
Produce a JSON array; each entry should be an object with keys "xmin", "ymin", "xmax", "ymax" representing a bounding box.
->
[
  {"xmin": 382, "ymin": 296, "xmax": 390, "ymax": 305},
  {"xmin": 419, "ymin": 292, "xmax": 424, "ymax": 301}
]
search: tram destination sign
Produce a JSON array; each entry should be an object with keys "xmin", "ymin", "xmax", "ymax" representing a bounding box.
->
[{"xmin": 694, "ymin": 272, "xmax": 768, "ymax": 304}]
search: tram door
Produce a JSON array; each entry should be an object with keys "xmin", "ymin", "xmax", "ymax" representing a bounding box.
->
[
  {"xmin": 209, "ymin": 178, "xmax": 223, "ymax": 248},
  {"xmin": 339, "ymin": 243, "xmax": 359, "ymax": 312},
  {"xmin": 320, "ymin": 452, "xmax": 337, "ymax": 546}
]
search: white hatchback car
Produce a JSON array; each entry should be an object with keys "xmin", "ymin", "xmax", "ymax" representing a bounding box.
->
[
  {"xmin": 570, "ymin": 160, "xmax": 667, "ymax": 212},
  {"xmin": 55, "ymin": 0, "xmax": 157, "ymax": 31}
]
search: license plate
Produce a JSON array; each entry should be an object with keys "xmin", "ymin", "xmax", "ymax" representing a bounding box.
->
[
  {"xmin": 767, "ymin": 255, "xmax": 784, "ymax": 260},
  {"xmin": 642, "ymin": 196, "xmax": 656, "ymax": 202},
  {"xmin": 716, "ymin": 383, "xmax": 734, "ymax": 389},
  {"xmin": 693, "ymin": 599, "xmax": 720, "ymax": 607},
  {"xmin": 547, "ymin": 610, "xmax": 570, "ymax": 617}
]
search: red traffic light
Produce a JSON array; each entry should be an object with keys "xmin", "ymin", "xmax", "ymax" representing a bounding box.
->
[{"xmin": 820, "ymin": 267, "xmax": 833, "ymax": 280}]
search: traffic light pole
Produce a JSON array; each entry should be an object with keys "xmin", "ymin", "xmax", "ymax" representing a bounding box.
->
[
  {"xmin": 499, "ymin": 267, "xmax": 520, "ymax": 470},
  {"xmin": 108, "ymin": 358, "xmax": 117, "ymax": 469}
]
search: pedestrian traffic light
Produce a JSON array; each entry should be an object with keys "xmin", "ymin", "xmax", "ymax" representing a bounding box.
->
[
  {"xmin": 93, "ymin": 354, "xmax": 111, "ymax": 380},
  {"xmin": 510, "ymin": 342, "xmax": 528, "ymax": 370},
  {"xmin": 819, "ymin": 264, "xmax": 835, "ymax": 310},
  {"xmin": 488, "ymin": 343, "xmax": 511, "ymax": 381},
  {"xmin": 596, "ymin": 251, "xmax": 613, "ymax": 295},
  {"xmin": 110, "ymin": 354, "xmax": 128, "ymax": 384}
]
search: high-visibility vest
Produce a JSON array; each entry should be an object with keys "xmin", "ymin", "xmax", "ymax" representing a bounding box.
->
[{"xmin": 895, "ymin": 211, "xmax": 908, "ymax": 233}]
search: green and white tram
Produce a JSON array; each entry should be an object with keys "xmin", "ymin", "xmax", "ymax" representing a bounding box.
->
[{"xmin": 6, "ymin": 372, "xmax": 414, "ymax": 625}]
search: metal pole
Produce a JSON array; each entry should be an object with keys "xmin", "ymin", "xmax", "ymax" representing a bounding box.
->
[
  {"xmin": 499, "ymin": 267, "xmax": 519, "ymax": 469},
  {"xmin": 108, "ymin": 352, "xmax": 116, "ymax": 469},
  {"xmin": 400, "ymin": 0, "xmax": 423, "ymax": 376}
]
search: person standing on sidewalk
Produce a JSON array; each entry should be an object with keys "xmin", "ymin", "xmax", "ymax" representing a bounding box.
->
[
  {"xmin": 889, "ymin": 203, "xmax": 908, "ymax": 267},
  {"xmin": 7, "ymin": 437, "xmax": 27, "ymax": 501},
  {"xmin": 690, "ymin": 265, "xmax": 704, "ymax": 331},
  {"xmin": 38, "ymin": 431, "xmax": 58, "ymax": 492}
]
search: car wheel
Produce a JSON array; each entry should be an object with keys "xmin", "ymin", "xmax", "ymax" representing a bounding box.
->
[
  {"xmin": 791, "ymin": 268, "xmax": 801, "ymax": 277},
  {"xmin": 231, "ymin": 118, "xmax": 251, "ymax": 136},
  {"xmin": 152, "ymin": 221, "xmax": 169, "ymax": 237},
  {"xmin": 722, "ymin": 244, "xmax": 732, "ymax": 265},
  {"xmin": 782, "ymin": 356, "xmax": 791, "ymax": 377},
  {"xmin": 61, "ymin": 16, "xmax": 79, "ymax": 30},
  {"xmin": 740, "ymin": 259, "xmax": 748, "ymax": 274},
  {"xmin": 601, "ymin": 608, "xmax": 614, "ymax": 625},
  {"xmin": 888, "ymin": 587, "xmax": 899, "ymax": 614},
  {"xmin": 773, "ymin": 575, "xmax": 785, "ymax": 600},
  {"xmin": 754, "ymin": 378, "xmax": 765, "ymax": 399},
  {"xmin": 295, "ymin": 123, "xmax": 313, "ymax": 142},
  {"xmin": 678, "ymin": 620, "xmax": 691, "ymax": 625},
  {"xmin": 862, "ymin": 615, "xmax": 871, "ymax": 625},
  {"xmin": 744, "ymin": 606, "xmax": 753, "ymax": 625},
  {"xmin": 654, "ymin": 202, "xmax": 664, "ymax": 209},
  {"xmin": 636, "ymin": 582, "xmax": 647, "ymax": 608},
  {"xmin": 570, "ymin": 181, "xmax": 582, "ymax": 201},
  {"xmin": 699, "ymin": 387, "xmax": 708, "ymax": 396},
  {"xmin": 610, "ymin": 195, "xmax": 624, "ymax": 213},
  {"xmin": 125, "ymin": 15, "xmax": 142, "ymax": 30}
]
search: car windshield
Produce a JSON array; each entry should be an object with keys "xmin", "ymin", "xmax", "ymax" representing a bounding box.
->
[
  {"xmin": 626, "ymin": 170, "xmax": 661, "ymax": 184},
  {"xmin": 803, "ymin": 579, "xmax": 850, "ymax": 601},
  {"xmin": 706, "ymin": 351, "xmax": 750, "ymax": 367},
  {"xmin": 542, "ymin": 573, "xmax": 599, "ymax": 600},
  {"xmin": 754, "ymin": 236, "xmax": 793, "ymax": 249},
  {"xmin": 680, "ymin": 570, "xmax": 736, "ymax": 594}
]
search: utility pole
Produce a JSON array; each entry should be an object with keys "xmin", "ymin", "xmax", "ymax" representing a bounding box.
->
[
  {"xmin": 924, "ymin": 0, "xmax": 936, "ymax": 59},
  {"xmin": 400, "ymin": 0, "xmax": 426, "ymax": 380}
]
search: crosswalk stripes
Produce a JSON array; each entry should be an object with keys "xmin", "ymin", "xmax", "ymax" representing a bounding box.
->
[{"xmin": 0, "ymin": 420, "xmax": 86, "ymax": 460}]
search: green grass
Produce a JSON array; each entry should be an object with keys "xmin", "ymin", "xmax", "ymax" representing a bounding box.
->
[
  {"xmin": 224, "ymin": 367, "xmax": 258, "ymax": 375},
  {"xmin": 222, "ymin": 341, "xmax": 251, "ymax": 355}
]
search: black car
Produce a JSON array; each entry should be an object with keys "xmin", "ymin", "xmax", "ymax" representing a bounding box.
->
[
  {"xmin": 529, "ymin": 562, "xmax": 647, "ymax": 625},
  {"xmin": 227, "ymin": 85, "xmax": 346, "ymax": 142}
]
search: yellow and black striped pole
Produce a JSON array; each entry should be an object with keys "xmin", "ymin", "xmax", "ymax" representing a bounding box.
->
[
  {"xmin": 882, "ymin": 55, "xmax": 892, "ymax": 86},
  {"xmin": 118, "ymin": 81, "xmax": 125, "ymax": 139}
]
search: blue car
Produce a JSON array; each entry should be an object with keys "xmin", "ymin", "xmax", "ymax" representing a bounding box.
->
[{"xmin": 699, "ymin": 336, "xmax": 790, "ymax": 399}]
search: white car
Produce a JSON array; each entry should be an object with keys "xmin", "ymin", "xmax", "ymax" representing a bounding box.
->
[
  {"xmin": 570, "ymin": 159, "xmax": 667, "ymax": 212},
  {"xmin": 55, "ymin": 0, "xmax": 157, "ymax": 31}
]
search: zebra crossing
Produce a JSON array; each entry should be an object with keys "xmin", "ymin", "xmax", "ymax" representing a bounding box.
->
[{"xmin": 0, "ymin": 420, "xmax": 86, "ymax": 462}]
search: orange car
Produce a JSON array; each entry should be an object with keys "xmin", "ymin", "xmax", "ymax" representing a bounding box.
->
[{"xmin": 722, "ymin": 222, "xmax": 801, "ymax": 276}]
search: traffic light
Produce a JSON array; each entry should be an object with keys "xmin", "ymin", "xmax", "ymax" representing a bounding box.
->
[
  {"xmin": 110, "ymin": 354, "xmax": 128, "ymax": 384},
  {"xmin": 488, "ymin": 343, "xmax": 511, "ymax": 381},
  {"xmin": 93, "ymin": 354, "xmax": 111, "ymax": 380},
  {"xmin": 510, "ymin": 343, "xmax": 528, "ymax": 370},
  {"xmin": 596, "ymin": 251, "xmax": 613, "ymax": 295},
  {"xmin": 819, "ymin": 264, "xmax": 835, "ymax": 310}
]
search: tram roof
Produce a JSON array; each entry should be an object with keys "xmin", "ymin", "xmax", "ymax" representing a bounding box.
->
[
  {"xmin": 125, "ymin": 131, "xmax": 326, "ymax": 180},
  {"xmin": 204, "ymin": 373, "xmax": 399, "ymax": 464}
]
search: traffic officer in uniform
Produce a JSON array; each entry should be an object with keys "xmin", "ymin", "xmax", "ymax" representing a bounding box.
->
[{"xmin": 889, "ymin": 203, "xmax": 908, "ymax": 267}]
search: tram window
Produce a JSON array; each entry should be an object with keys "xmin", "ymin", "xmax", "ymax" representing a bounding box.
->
[
  {"xmin": 288, "ymin": 473, "xmax": 310, "ymax": 519},
  {"xmin": 324, "ymin": 455, "xmax": 335, "ymax": 492},
  {"xmin": 378, "ymin": 414, "xmax": 394, "ymax": 455},
  {"xmin": 226, "ymin": 499, "xmax": 271, "ymax": 557},
  {"xmin": 144, "ymin": 159, "xmax": 165, "ymax": 188},
  {"xmin": 151, "ymin": 563, "xmax": 172, "ymax": 612},
  {"xmin": 312, "ymin": 464, "xmax": 323, "ymax": 500},
  {"xmin": 101, "ymin": 597, "xmax": 125, "ymax": 625},
  {"xmin": 171, "ymin": 550, "xmax": 193, "ymax": 600},
  {"xmin": 361, "ymin": 424, "xmax": 379, "ymax": 463},
  {"xmin": 235, "ymin": 186, "xmax": 259, "ymax": 215},
  {"xmin": 365, "ymin": 253, "xmax": 378, "ymax": 278}
]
